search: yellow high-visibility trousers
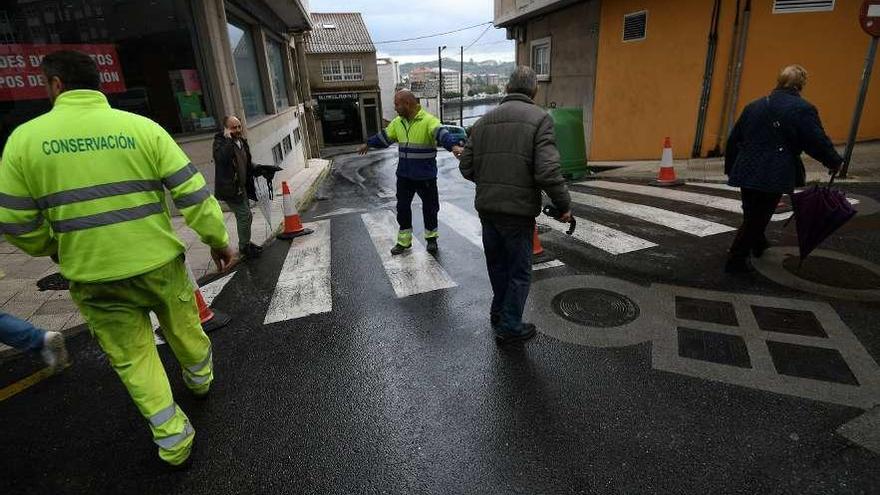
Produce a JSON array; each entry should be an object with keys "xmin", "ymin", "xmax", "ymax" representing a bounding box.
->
[{"xmin": 70, "ymin": 256, "xmax": 214, "ymax": 465}]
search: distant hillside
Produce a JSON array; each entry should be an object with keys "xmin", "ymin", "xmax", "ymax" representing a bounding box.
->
[{"xmin": 399, "ymin": 59, "xmax": 515, "ymax": 77}]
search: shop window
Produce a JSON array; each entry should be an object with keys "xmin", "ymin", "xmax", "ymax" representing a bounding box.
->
[
  {"xmin": 266, "ymin": 39, "xmax": 289, "ymax": 109},
  {"xmin": 773, "ymin": 0, "xmax": 834, "ymax": 13},
  {"xmin": 0, "ymin": 0, "xmax": 217, "ymax": 151},
  {"xmin": 227, "ymin": 18, "xmax": 266, "ymax": 118},
  {"xmin": 623, "ymin": 11, "xmax": 647, "ymax": 42},
  {"xmin": 282, "ymin": 134, "xmax": 292, "ymax": 153},
  {"xmin": 271, "ymin": 142, "xmax": 283, "ymax": 165},
  {"xmin": 321, "ymin": 59, "xmax": 363, "ymax": 82},
  {"xmin": 530, "ymin": 38, "xmax": 551, "ymax": 81}
]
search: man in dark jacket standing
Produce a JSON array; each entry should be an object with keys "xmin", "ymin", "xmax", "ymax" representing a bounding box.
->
[
  {"xmin": 458, "ymin": 66, "xmax": 571, "ymax": 344},
  {"xmin": 213, "ymin": 115, "xmax": 261, "ymax": 259},
  {"xmin": 725, "ymin": 65, "xmax": 841, "ymax": 273}
]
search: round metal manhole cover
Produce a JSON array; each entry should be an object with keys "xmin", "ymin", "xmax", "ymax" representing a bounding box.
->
[
  {"xmin": 551, "ymin": 289, "xmax": 640, "ymax": 327},
  {"xmin": 783, "ymin": 256, "xmax": 880, "ymax": 290}
]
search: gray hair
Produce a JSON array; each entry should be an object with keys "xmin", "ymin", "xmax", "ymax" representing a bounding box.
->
[{"xmin": 505, "ymin": 66, "xmax": 538, "ymax": 96}]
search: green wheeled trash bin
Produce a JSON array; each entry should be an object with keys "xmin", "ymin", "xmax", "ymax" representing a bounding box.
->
[{"xmin": 547, "ymin": 107, "xmax": 589, "ymax": 180}]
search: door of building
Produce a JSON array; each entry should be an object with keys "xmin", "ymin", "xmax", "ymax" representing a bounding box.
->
[
  {"xmin": 318, "ymin": 93, "xmax": 363, "ymax": 146},
  {"xmin": 363, "ymin": 97, "xmax": 379, "ymax": 137}
]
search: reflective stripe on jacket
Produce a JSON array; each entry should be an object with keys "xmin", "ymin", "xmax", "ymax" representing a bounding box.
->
[
  {"xmin": 0, "ymin": 90, "xmax": 229, "ymax": 282},
  {"xmin": 366, "ymin": 108, "xmax": 459, "ymax": 180}
]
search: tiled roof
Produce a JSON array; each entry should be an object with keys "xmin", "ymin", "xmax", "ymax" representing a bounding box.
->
[{"xmin": 305, "ymin": 13, "xmax": 375, "ymax": 54}]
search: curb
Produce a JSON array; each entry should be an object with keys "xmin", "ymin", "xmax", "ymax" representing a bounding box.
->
[{"xmin": 270, "ymin": 160, "xmax": 333, "ymax": 239}]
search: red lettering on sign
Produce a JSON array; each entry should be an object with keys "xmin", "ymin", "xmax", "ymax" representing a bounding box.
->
[{"xmin": 0, "ymin": 44, "xmax": 126, "ymax": 102}]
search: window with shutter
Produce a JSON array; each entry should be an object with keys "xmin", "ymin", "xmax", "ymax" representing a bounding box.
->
[
  {"xmin": 623, "ymin": 11, "xmax": 647, "ymax": 42},
  {"xmin": 530, "ymin": 37, "xmax": 551, "ymax": 81},
  {"xmin": 773, "ymin": 0, "xmax": 835, "ymax": 13}
]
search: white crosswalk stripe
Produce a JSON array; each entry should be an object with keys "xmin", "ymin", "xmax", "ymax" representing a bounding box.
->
[
  {"xmin": 685, "ymin": 182, "xmax": 740, "ymax": 192},
  {"xmin": 533, "ymin": 260, "xmax": 565, "ymax": 271},
  {"xmin": 439, "ymin": 201, "xmax": 483, "ymax": 248},
  {"xmin": 545, "ymin": 216, "xmax": 657, "ymax": 255},
  {"xmin": 264, "ymin": 220, "xmax": 332, "ymax": 325},
  {"xmin": 569, "ymin": 191, "xmax": 735, "ymax": 237},
  {"xmin": 361, "ymin": 210, "xmax": 458, "ymax": 298},
  {"xmin": 154, "ymin": 271, "xmax": 237, "ymax": 344},
  {"xmin": 580, "ymin": 180, "xmax": 792, "ymax": 221},
  {"xmin": 201, "ymin": 272, "xmax": 237, "ymax": 306}
]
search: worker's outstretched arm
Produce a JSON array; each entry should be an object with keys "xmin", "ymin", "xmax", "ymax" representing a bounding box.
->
[{"xmin": 359, "ymin": 120, "xmax": 400, "ymax": 155}]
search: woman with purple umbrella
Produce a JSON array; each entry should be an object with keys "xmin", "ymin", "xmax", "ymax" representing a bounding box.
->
[{"xmin": 724, "ymin": 65, "xmax": 842, "ymax": 274}]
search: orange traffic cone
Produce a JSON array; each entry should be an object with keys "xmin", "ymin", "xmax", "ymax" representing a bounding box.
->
[
  {"xmin": 186, "ymin": 263, "xmax": 231, "ymax": 333},
  {"xmin": 651, "ymin": 137, "xmax": 684, "ymax": 187},
  {"xmin": 532, "ymin": 224, "xmax": 544, "ymax": 256},
  {"xmin": 277, "ymin": 181, "xmax": 314, "ymax": 240}
]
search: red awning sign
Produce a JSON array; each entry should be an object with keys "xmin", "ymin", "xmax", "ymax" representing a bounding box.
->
[{"xmin": 0, "ymin": 44, "xmax": 127, "ymax": 102}]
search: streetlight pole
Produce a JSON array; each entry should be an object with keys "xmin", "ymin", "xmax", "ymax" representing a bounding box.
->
[
  {"xmin": 841, "ymin": 35, "xmax": 878, "ymax": 178},
  {"xmin": 438, "ymin": 46, "xmax": 446, "ymax": 123},
  {"xmin": 460, "ymin": 46, "xmax": 465, "ymax": 127}
]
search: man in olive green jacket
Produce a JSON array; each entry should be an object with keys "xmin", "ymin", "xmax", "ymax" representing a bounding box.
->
[{"xmin": 458, "ymin": 66, "xmax": 571, "ymax": 344}]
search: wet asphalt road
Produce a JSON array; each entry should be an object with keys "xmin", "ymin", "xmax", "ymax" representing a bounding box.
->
[{"xmin": 1, "ymin": 148, "xmax": 879, "ymax": 494}]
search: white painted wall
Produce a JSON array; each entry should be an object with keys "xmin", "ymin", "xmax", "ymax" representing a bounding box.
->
[{"xmin": 247, "ymin": 106, "xmax": 307, "ymax": 181}]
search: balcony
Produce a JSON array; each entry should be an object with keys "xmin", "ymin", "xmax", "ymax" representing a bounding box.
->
[{"xmin": 494, "ymin": 0, "xmax": 584, "ymax": 27}]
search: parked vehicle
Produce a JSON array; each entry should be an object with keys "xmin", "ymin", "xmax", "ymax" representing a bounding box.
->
[{"xmin": 440, "ymin": 125, "xmax": 467, "ymax": 146}]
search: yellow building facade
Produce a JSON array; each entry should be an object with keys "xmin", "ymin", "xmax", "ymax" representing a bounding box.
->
[{"xmin": 497, "ymin": 0, "xmax": 880, "ymax": 161}]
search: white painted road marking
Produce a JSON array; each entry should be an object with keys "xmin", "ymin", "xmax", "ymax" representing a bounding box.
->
[
  {"xmin": 580, "ymin": 180, "xmax": 793, "ymax": 221},
  {"xmin": 361, "ymin": 210, "xmax": 458, "ymax": 298},
  {"xmin": 569, "ymin": 191, "xmax": 735, "ymax": 237},
  {"xmin": 439, "ymin": 202, "xmax": 483, "ymax": 248},
  {"xmin": 545, "ymin": 217, "xmax": 657, "ymax": 255},
  {"xmin": 201, "ymin": 271, "xmax": 237, "ymax": 306},
  {"xmin": 316, "ymin": 207, "xmax": 370, "ymax": 219},
  {"xmin": 685, "ymin": 182, "xmax": 740, "ymax": 192},
  {"xmin": 533, "ymin": 260, "xmax": 565, "ymax": 271},
  {"xmin": 264, "ymin": 220, "xmax": 333, "ymax": 324},
  {"xmin": 154, "ymin": 270, "xmax": 237, "ymax": 344},
  {"xmin": 586, "ymin": 180, "xmax": 860, "ymax": 223}
]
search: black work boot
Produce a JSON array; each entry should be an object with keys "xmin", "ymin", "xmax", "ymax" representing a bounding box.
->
[
  {"xmin": 724, "ymin": 257, "xmax": 754, "ymax": 274},
  {"xmin": 495, "ymin": 323, "xmax": 537, "ymax": 345},
  {"xmin": 240, "ymin": 244, "xmax": 261, "ymax": 260},
  {"xmin": 490, "ymin": 313, "xmax": 501, "ymax": 329},
  {"xmin": 390, "ymin": 243, "xmax": 411, "ymax": 256},
  {"xmin": 426, "ymin": 238, "xmax": 439, "ymax": 254},
  {"xmin": 751, "ymin": 238, "xmax": 770, "ymax": 258}
]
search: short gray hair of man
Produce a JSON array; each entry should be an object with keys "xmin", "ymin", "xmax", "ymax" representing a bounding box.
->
[{"xmin": 505, "ymin": 66, "xmax": 538, "ymax": 96}]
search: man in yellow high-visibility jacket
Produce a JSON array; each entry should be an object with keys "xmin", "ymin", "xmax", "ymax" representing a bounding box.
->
[
  {"xmin": 358, "ymin": 90, "xmax": 463, "ymax": 255},
  {"xmin": 0, "ymin": 50, "xmax": 234, "ymax": 468}
]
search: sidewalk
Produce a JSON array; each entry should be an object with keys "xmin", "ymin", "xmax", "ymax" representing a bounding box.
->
[
  {"xmin": 0, "ymin": 158, "xmax": 330, "ymax": 357},
  {"xmin": 589, "ymin": 140, "xmax": 880, "ymax": 183}
]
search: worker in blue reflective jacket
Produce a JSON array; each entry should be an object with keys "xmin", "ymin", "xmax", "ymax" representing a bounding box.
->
[{"xmin": 358, "ymin": 89, "xmax": 463, "ymax": 255}]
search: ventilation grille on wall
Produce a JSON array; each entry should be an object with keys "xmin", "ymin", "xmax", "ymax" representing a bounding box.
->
[
  {"xmin": 623, "ymin": 11, "xmax": 647, "ymax": 42},
  {"xmin": 773, "ymin": 0, "xmax": 835, "ymax": 14}
]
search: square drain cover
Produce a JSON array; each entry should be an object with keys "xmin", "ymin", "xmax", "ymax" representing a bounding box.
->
[
  {"xmin": 767, "ymin": 341, "xmax": 858, "ymax": 385},
  {"xmin": 752, "ymin": 306, "xmax": 827, "ymax": 338},
  {"xmin": 678, "ymin": 327, "xmax": 751, "ymax": 368},
  {"xmin": 676, "ymin": 297, "xmax": 738, "ymax": 326}
]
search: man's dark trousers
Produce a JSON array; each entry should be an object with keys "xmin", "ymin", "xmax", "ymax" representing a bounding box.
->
[
  {"xmin": 396, "ymin": 176, "xmax": 439, "ymax": 232},
  {"xmin": 729, "ymin": 188, "xmax": 782, "ymax": 261},
  {"xmin": 225, "ymin": 197, "xmax": 253, "ymax": 253},
  {"xmin": 481, "ymin": 217, "xmax": 534, "ymax": 333}
]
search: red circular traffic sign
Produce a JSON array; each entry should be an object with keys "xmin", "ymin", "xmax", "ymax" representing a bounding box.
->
[{"xmin": 861, "ymin": 0, "xmax": 880, "ymax": 37}]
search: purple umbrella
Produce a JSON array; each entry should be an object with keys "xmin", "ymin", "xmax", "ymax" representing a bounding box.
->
[{"xmin": 788, "ymin": 175, "xmax": 857, "ymax": 265}]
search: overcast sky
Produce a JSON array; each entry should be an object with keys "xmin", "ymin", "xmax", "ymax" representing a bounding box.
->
[{"xmin": 307, "ymin": 0, "xmax": 515, "ymax": 64}]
